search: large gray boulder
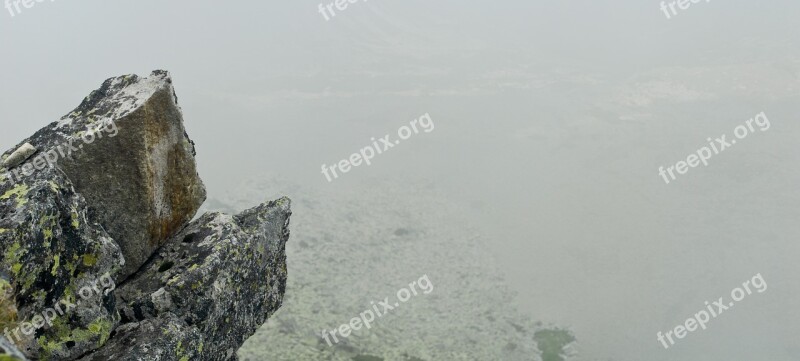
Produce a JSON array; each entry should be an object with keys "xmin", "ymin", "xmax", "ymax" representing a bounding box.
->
[
  {"xmin": 78, "ymin": 199, "xmax": 292, "ymax": 361},
  {"xmin": 2, "ymin": 70, "xmax": 207, "ymax": 278}
]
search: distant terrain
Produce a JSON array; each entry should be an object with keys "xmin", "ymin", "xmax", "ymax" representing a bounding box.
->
[{"xmin": 211, "ymin": 177, "xmax": 576, "ymax": 361}]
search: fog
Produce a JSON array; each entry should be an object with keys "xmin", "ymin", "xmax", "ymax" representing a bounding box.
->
[{"xmin": 2, "ymin": 1, "xmax": 799, "ymax": 360}]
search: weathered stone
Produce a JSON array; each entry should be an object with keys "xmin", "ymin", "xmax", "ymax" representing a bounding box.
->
[
  {"xmin": 1, "ymin": 71, "xmax": 291, "ymax": 361},
  {"xmin": 77, "ymin": 313, "xmax": 205, "ymax": 361},
  {"xmin": 78, "ymin": 198, "xmax": 292, "ymax": 361},
  {"xmin": 0, "ymin": 70, "xmax": 206, "ymax": 278},
  {"xmin": 2, "ymin": 143, "xmax": 37, "ymax": 169},
  {"xmin": 0, "ymin": 167, "xmax": 123, "ymax": 360}
]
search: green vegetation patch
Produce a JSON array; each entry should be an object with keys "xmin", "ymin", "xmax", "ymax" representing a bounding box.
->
[{"xmin": 534, "ymin": 328, "xmax": 575, "ymax": 361}]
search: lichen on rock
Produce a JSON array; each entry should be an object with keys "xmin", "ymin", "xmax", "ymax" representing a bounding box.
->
[
  {"xmin": 0, "ymin": 167, "xmax": 123, "ymax": 360},
  {"xmin": 1, "ymin": 70, "xmax": 207, "ymax": 279},
  {"xmin": 79, "ymin": 199, "xmax": 291, "ymax": 361},
  {"xmin": 0, "ymin": 71, "xmax": 292, "ymax": 361}
]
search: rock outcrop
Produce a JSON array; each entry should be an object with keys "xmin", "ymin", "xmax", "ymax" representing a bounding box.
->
[
  {"xmin": 4, "ymin": 70, "xmax": 207, "ymax": 279},
  {"xmin": 79, "ymin": 199, "xmax": 291, "ymax": 361},
  {"xmin": 0, "ymin": 71, "xmax": 291, "ymax": 361}
]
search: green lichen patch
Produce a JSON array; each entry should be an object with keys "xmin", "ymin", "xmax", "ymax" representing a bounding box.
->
[
  {"xmin": 82, "ymin": 254, "xmax": 97, "ymax": 267},
  {"xmin": 0, "ymin": 355, "xmax": 26, "ymax": 361},
  {"xmin": 0, "ymin": 184, "xmax": 30, "ymax": 208},
  {"xmin": 38, "ymin": 318, "xmax": 114, "ymax": 359},
  {"xmin": 534, "ymin": 328, "xmax": 575, "ymax": 361},
  {"xmin": 0, "ymin": 179, "xmax": 122, "ymax": 360},
  {"xmin": 50, "ymin": 255, "xmax": 60, "ymax": 276},
  {"xmin": 3, "ymin": 242, "xmax": 24, "ymax": 277}
]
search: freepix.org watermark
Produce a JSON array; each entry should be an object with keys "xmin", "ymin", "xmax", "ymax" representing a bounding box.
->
[
  {"xmin": 321, "ymin": 113, "xmax": 434, "ymax": 182},
  {"xmin": 4, "ymin": 272, "xmax": 116, "ymax": 346},
  {"xmin": 659, "ymin": 0, "xmax": 711, "ymax": 20},
  {"xmin": 0, "ymin": 120, "xmax": 119, "ymax": 186},
  {"xmin": 317, "ymin": 0, "xmax": 368, "ymax": 21},
  {"xmin": 658, "ymin": 112, "xmax": 770, "ymax": 184},
  {"xmin": 320, "ymin": 274, "xmax": 434, "ymax": 347},
  {"xmin": 657, "ymin": 273, "xmax": 767, "ymax": 350},
  {"xmin": 5, "ymin": 0, "xmax": 56, "ymax": 18}
]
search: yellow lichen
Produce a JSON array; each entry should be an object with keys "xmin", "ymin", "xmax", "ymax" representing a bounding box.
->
[
  {"xmin": 0, "ymin": 184, "xmax": 30, "ymax": 207},
  {"xmin": 70, "ymin": 210, "xmax": 81, "ymax": 229},
  {"xmin": 82, "ymin": 254, "xmax": 97, "ymax": 267},
  {"xmin": 51, "ymin": 255, "xmax": 60, "ymax": 276}
]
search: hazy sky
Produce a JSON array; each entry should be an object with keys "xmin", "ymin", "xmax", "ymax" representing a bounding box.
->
[
  {"xmin": 2, "ymin": 1, "xmax": 799, "ymax": 360},
  {"xmin": 1, "ymin": 1, "xmax": 797, "ymax": 192}
]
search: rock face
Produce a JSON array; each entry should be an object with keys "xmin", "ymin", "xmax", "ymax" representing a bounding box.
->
[
  {"xmin": 79, "ymin": 199, "xmax": 291, "ymax": 361},
  {"xmin": 3, "ymin": 70, "xmax": 207, "ymax": 278},
  {"xmin": 0, "ymin": 71, "xmax": 291, "ymax": 361},
  {"xmin": 0, "ymin": 164, "xmax": 123, "ymax": 360}
]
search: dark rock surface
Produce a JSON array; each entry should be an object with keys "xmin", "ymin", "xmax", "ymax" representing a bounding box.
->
[
  {"xmin": 79, "ymin": 199, "xmax": 291, "ymax": 361},
  {"xmin": 0, "ymin": 166, "xmax": 123, "ymax": 360},
  {"xmin": 0, "ymin": 71, "xmax": 291, "ymax": 361}
]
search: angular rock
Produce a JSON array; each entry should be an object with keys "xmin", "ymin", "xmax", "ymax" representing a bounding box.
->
[
  {"xmin": 1, "ymin": 71, "xmax": 291, "ymax": 361},
  {"xmin": 1, "ymin": 70, "xmax": 207, "ymax": 278},
  {"xmin": 78, "ymin": 198, "xmax": 292, "ymax": 361},
  {"xmin": 0, "ymin": 167, "xmax": 123, "ymax": 360}
]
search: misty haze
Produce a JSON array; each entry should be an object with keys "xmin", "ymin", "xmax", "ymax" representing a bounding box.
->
[{"xmin": 1, "ymin": 1, "xmax": 798, "ymax": 361}]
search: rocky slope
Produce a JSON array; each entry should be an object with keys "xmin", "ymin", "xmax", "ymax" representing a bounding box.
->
[{"xmin": 0, "ymin": 71, "xmax": 291, "ymax": 360}]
